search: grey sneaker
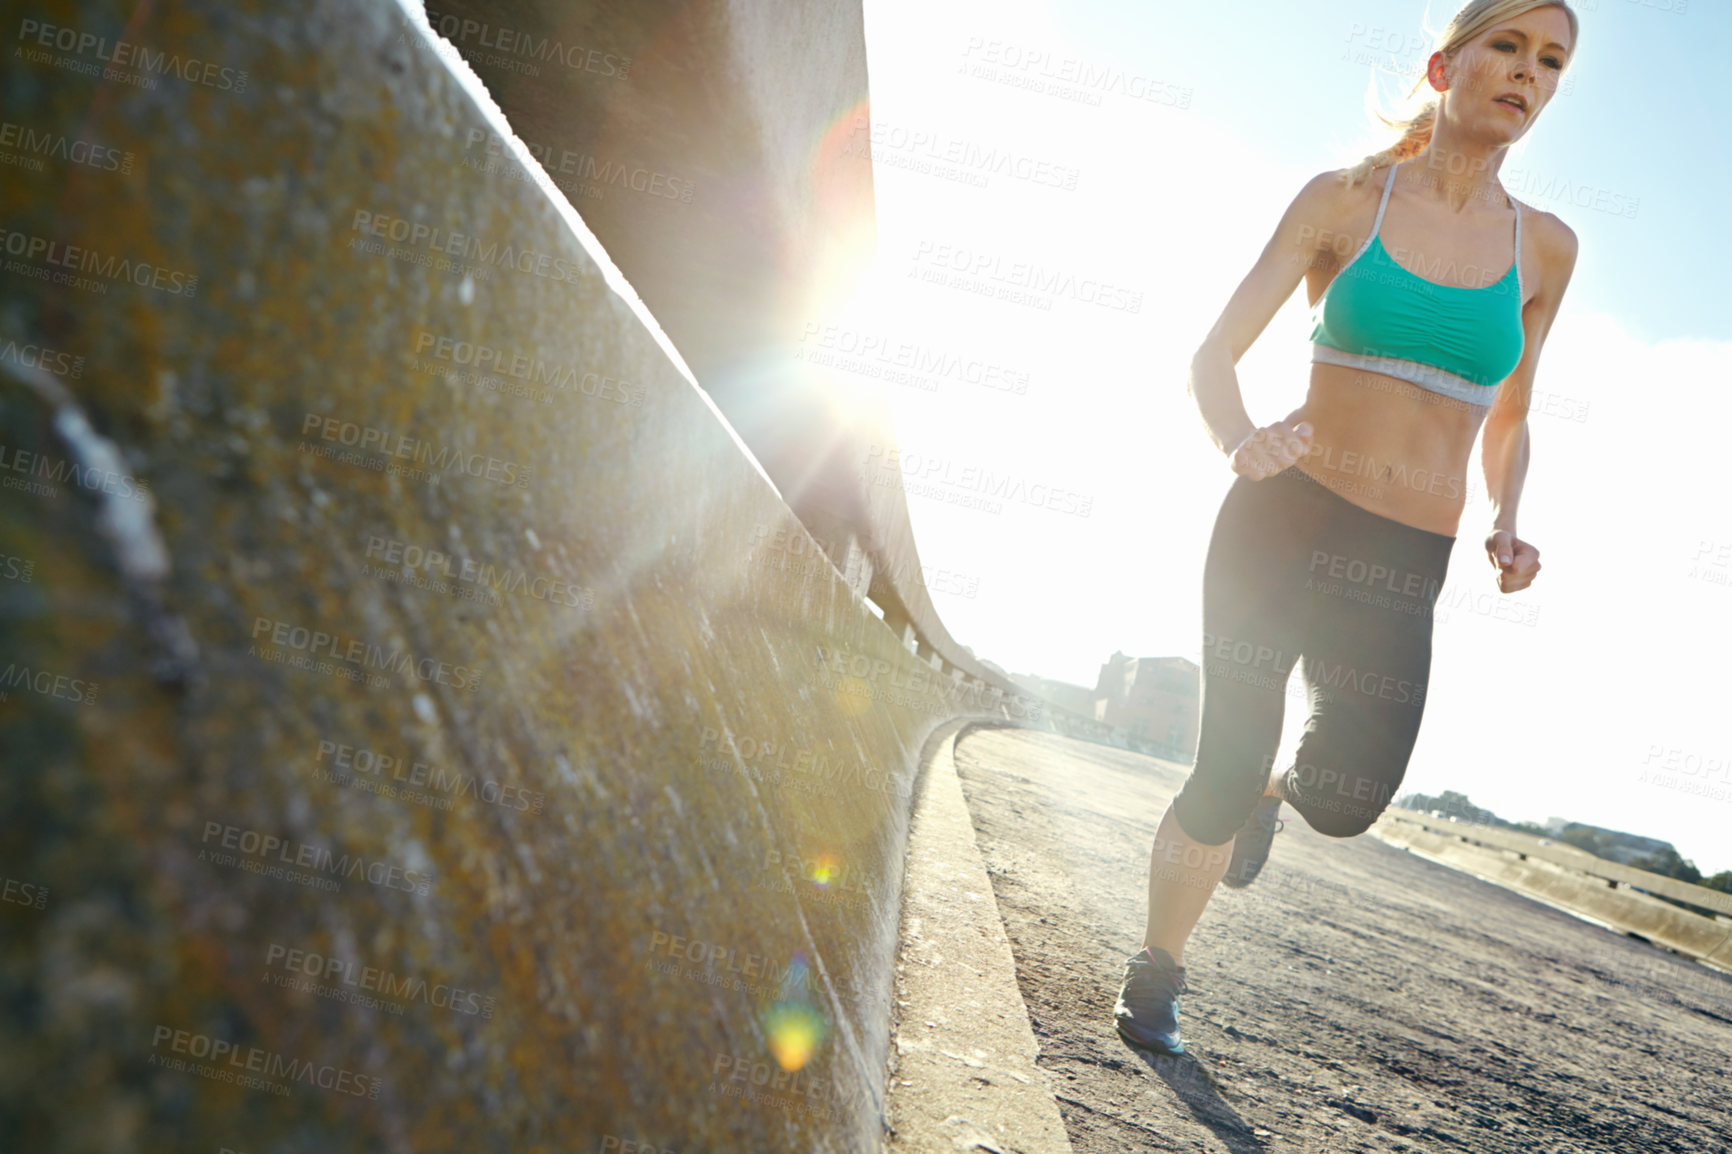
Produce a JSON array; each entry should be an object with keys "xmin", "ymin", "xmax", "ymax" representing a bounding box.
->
[
  {"xmin": 1113, "ymin": 946, "xmax": 1189, "ymax": 1055},
  {"xmin": 1222, "ymin": 796, "xmax": 1284, "ymax": 890}
]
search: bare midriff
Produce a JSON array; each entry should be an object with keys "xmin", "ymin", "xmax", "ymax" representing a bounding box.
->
[{"xmin": 1281, "ymin": 361, "xmax": 1491, "ymax": 539}]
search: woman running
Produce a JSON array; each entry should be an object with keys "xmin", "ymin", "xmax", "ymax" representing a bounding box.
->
[{"xmin": 1115, "ymin": 0, "xmax": 1579, "ymax": 1055}]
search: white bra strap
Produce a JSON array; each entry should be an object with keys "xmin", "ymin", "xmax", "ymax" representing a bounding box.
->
[
  {"xmin": 1371, "ymin": 161, "xmax": 1400, "ymax": 238},
  {"xmin": 1508, "ymin": 192, "xmax": 1524, "ymax": 301}
]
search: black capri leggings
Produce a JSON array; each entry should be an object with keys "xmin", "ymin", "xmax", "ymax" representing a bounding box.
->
[{"xmin": 1171, "ymin": 464, "xmax": 1456, "ymax": 845}]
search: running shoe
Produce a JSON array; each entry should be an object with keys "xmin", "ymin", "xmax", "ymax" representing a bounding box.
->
[
  {"xmin": 1221, "ymin": 795, "xmax": 1284, "ymax": 890},
  {"xmin": 1113, "ymin": 946, "xmax": 1189, "ymax": 1055}
]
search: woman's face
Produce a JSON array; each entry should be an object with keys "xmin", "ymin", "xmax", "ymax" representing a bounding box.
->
[{"xmin": 1436, "ymin": 5, "xmax": 1575, "ymax": 143}]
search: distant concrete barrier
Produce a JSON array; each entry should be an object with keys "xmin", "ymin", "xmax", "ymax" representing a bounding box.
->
[
  {"xmin": 0, "ymin": 3, "xmax": 1036, "ymax": 1149},
  {"xmin": 1371, "ymin": 810, "xmax": 1732, "ymax": 974}
]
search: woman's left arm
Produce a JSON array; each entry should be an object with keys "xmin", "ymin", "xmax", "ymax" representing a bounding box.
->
[{"xmin": 1483, "ymin": 208, "xmax": 1580, "ymax": 593}]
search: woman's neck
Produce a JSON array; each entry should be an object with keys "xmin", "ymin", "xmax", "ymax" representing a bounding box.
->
[{"xmin": 1404, "ymin": 137, "xmax": 1510, "ymax": 214}]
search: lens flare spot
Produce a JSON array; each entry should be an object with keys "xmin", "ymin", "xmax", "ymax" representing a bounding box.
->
[
  {"xmin": 763, "ymin": 1001, "xmax": 828, "ymax": 1072},
  {"xmin": 760, "ymin": 953, "xmax": 826, "ymax": 1071},
  {"xmin": 809, "ymin": 854, "xmax": 838, "ymax": 888}
]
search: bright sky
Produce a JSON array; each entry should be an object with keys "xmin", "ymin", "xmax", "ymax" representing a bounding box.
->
[{"xmin": 844, "ymin": 0, "xmax": 1732, "ymax": 874}]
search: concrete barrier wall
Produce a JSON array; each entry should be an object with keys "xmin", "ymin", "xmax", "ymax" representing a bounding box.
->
[
  {"xmin": 1374, "ymin": 809, "xmax": 1732, "ymax": 918},
  {"xmin": 421, "ymin": 0, "xmax": 1032, "ymax": 704},
  {"xmin": 1372, "ymin": 811, "xmax": 1732, "ymax": 974},
  {"xmin": 0, "ymin": 3, "xmax": 1020, "ymax": 1149}
]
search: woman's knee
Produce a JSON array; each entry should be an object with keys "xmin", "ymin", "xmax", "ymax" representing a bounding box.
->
[
  {"xmin": 1291, "ymin": 797, "xmax": 1385, "ymax": 838},
  {"xmin": 1284, "ymin": 760, "xmax": 1397, "ymax": 837}
]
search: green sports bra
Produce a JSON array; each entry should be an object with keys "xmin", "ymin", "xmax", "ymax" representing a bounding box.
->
[{"xmin": 1310, "ymin": 161, "xmax": 1526, "ymax": 405}]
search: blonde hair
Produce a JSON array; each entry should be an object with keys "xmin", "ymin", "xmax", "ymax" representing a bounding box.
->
[{"xmin": 1344, "ymin": 0, "xmax": 1580, "ymax": 186}]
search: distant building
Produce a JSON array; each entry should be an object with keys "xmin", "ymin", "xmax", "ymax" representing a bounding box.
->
[
  {"xmin": 1094, "ymin": 652, "xmax": 1199, "ymax": 754},
  {"xmin": 1009, "ymin": 673, "xmax": 1096, "ymax": 718}
]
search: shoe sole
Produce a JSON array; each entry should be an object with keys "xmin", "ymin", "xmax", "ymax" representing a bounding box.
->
[{"xmin": 1116, "ymin": 1019, "xmax": 1184, "ymax": 1056}]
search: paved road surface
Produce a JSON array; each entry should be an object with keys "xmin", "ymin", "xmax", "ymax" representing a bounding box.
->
[{"xmin": 952, "ymin": 727, "xmax": 1732, "ymax": 1154}]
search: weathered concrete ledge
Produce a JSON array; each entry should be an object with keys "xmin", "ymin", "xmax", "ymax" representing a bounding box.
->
[
  {"xmin": 0, "ymin": 3, "xmax": 1022, "ymax": 1150},
  {"xmin": 885, "ymin": 720, "xmax": 1074, "ymax": 1153},
  {"xmin": 1371, "ymin": 810, "xmax": 1732, "ymax": 974}
]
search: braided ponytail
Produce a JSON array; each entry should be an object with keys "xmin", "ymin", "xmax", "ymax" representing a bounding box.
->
[
  {"xmin": 1341, "ymin": 0, "xmax": 1580, "ymax": 188},
  {"xmin": 1343, "ymin": 104, "xmax": 1439, "ymax": 188}
]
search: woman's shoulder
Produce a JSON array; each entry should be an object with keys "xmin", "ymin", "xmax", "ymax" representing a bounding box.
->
[
  {"xmin": 1516, "ymin": 199, "xmax": 1579, "ymax": 254},
  {"xmin": 1286, "ymin": 164, "xmax": 1391, "ymax": 228},
  {"xmin": 1295, "ymin": 163, "xmax": 1397, "ymax": 205},
  {"xmin": 1511, "ymin": 196, "xmax": 1581, "ymax": 274}
]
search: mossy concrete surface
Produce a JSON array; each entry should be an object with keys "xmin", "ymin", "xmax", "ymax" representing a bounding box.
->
[{"xmin": 0, "ymin": 2, "xmax": 1015, "ymax": 1149}]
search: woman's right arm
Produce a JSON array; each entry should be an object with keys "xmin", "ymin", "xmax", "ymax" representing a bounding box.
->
[{"xmin": 1188, "ymin": 170, "xmax": 1346, "ymax": 477}]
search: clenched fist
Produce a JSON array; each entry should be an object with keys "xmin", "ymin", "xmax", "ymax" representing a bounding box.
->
[
  {"xmin": 1230, "ymin": 420, "xmax": 1314, "ymax": 480},
  {"xmin": 1485, "ymin": 529, "xmax": 1541, "ymax": 593}
]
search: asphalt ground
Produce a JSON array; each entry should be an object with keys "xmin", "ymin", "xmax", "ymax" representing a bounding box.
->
[{"xmin": 951, "ymin": 726, "xmax": 1732, "ymax": 1154}]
